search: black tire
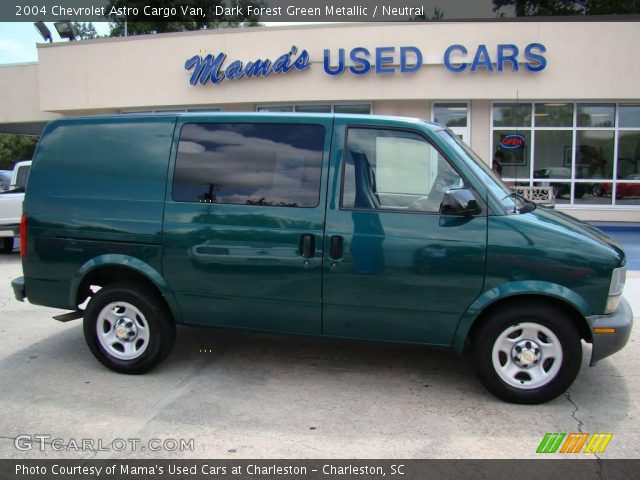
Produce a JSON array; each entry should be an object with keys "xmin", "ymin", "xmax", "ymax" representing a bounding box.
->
[
  {"xmin": 472, "ymin": 302, "xmax": 582, "ymax": 404},
  {"xmin": 1, "ymin": 237, "xmax": 14, "ymax": 253},
  {"xmin": 83, "ymin": 282, "xmax": 176, "ymax": 374}
]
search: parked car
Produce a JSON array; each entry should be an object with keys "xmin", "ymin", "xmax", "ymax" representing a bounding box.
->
[
  {"xmin": 533, "ymin": 168, "xmax": 588, "ymax": 198},
  {"xmin": 0, "ymin": 160, "xmax": 32, "ymax": 252},
  {"xmin": 595, "ymin": 174, "xmax": 640, "ymax": 199},
  {"xmin": 0, "ymin": 170, "xmax": 12, "ymax": 192},
  {"xmin": 12, "ymin": 114, "xmax": 632, "ymax": 404}
]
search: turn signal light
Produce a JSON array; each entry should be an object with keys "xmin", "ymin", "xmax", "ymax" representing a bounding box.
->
[{"xmin": 593, "ymin": 327, "xmax": 616, "ymax": 334}]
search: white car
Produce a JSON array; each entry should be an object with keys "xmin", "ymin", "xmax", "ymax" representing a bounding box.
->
[{"xmin": 0, "ymin": 160, "xmax": 31, "ymax": 253}]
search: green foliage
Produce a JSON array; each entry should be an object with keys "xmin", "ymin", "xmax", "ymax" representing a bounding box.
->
[
  {"xmin": 106, "ymin": 0, "xmax": 263, "ymax": 36},
  {"xmin": 0, "ymin": 135, "xmax": 38, "ymax": 170},
  {"xmin": 493, "ymin": 0, "xmax": 640, "ymax": 16},
  {"xmin": 412, "ymin": 6, "xmax": 446, "ymax": 20},
  {"xmin": 73, "ymin": 22, "xmax": 100, "ymax": 40}
]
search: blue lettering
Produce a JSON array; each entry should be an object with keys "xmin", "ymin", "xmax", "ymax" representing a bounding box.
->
[
  {"xmin": 375, "ymin": 46, "xmax": 395, "ymax": 74},
  {"xmin": 470, "ymin": 44, "xmax": 494, "ymax": 72},
  {"xmin": 293, "ymin": 48, "xmax": 310, "ymax": 71},
  {"xmin": 349, "ymin": 47, "xmax": 371, "ymax": 75},
  {"xmin": 324, "ymin": 48, "xmax": 345, "ymax": 76},
  {"xmin": 225, "ymin": 60, "xmax": 244, "ymax": 80},
  {"xmin": 400, "ymin": 46, "xmax": 422, "ymax": 73},
  {"xmin": 184, "ymin": 53, "xmax": 225, "ymax": 85},
  {"xmin": 497, "ymin": 44, "xmax": 519, "ymax": 72},
  {"xmin": 444, "ymin": 44, "xmax": 468, "ymax": 73},
  {"xmin": 524, "ymin": 43, "xmax": 547, "ymax": 72},
  {"xmin": 244, "ymin": 59, "xmax": 272, "ymax": 78}
]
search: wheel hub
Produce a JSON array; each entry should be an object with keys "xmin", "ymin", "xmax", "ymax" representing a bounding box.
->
[
  {"xmin": 114, "ymin": 317, "xmax": 138, "ymax": 342},
  {"xmin": 512, "ymin": 339, "xmax": 541, "ymax": 368}
]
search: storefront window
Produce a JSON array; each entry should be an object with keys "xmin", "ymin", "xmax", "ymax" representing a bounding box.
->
[
  {"xmin": 617, "ymin": 131, "xmax": 640, "ymax": 179},
  {"xmin": 574, "ymin": 184, "xmax": 613, "ymax": 205},
  {"xmin": 533, "ymin": 130, "xmax": 573, "ymax": 178},
  {"xmin": 258, "ymin": 104, "xmax": 371, "ymax": 114},
  {"xmin": 434, "ymin": 103, "xmax": 468, "ymax": 127},
  {"xmin": 257, "ymin": 106, "xmax": 294, "ymax": 112},
  {"xmin": 491, "ymin": 130, "xmax": 531, "ymax": 179},
  {"xmin": 295, "ymin": 105, "xmax": 332, "ymax": 113},
  {"xmin": 615, "ymin": 183, "xmax": 640, "ymax": 205},
  {"xmin": 575, "ymin": 131, "xmax": 615, "ymax": 179},
  {"xmin": 577, "ymin": 104, "xmax": 615, "ymax": 127},
  {"xmin": 534, "ymin": 103, "xmax": 573, "ymax": 127},
  {"xmin": 619, "ymin": 104, "xmax": 640, "ymax": 128},
  {"xmin": 493, "ymin": 103, "xmax": 532, "ymax": 127},
  {"xmin": 333, "ymin": 104, "xmax": 371, "ymax": 114},
  {"xmin": 492, "ymin": 101, "xmax": 640, "ymax": 207}
]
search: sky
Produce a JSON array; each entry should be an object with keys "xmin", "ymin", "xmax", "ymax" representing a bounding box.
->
[
  {"xmin": 0, "ymin": 1, "xmax": 501, "ymax": 65},
  {"xmin": 0, "ymin": 22, "xmax": 111, "ymax": 64}
]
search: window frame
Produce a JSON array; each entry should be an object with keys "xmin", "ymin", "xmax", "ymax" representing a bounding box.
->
[
  {"xmin": 171, "ymin": 121, "xmax": 327, "ymax": 208},
  {"xmin": 256, "ymin": 102, "xmax": 373, "ymax": 114},
  {"xmin": 431, "ymin": 101, "xmax": 471, "ymax": 144},
  {"xmin": 339, "ymin": 125, "xmax": 481, "ymax": 216},
  {"xmin": 490, "ymin": 101, "xmax": 640, "ymax": 209}
]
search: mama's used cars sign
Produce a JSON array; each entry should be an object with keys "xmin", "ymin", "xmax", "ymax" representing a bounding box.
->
[{"xmin": 184, "ymin": 43, "xmax": 547, "ymax": 86}]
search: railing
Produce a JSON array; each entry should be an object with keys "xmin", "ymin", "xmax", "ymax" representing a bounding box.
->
[{"xmin": 511, "ymin": 186, "xmax": 556, "ymax": 207}]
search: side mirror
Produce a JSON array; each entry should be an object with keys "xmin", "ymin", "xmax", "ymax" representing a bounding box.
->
[{"xmin": 440, "ymin": 189, "xmax": 482, "ymax": 216}]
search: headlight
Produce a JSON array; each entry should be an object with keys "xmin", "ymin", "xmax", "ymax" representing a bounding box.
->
[{"xmin": 605, "ymin": 266, "xmax": 626, "ymax": 314}]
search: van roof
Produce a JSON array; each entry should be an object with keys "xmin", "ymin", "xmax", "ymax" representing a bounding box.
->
[{"xmin": 45, "ymin": 112, "xmax": 444, "ymax": 131}]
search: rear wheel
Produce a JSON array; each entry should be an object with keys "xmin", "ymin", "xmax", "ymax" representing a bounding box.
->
[
  {"xmin": 472, "ymin": 303, "xmax": 582, "ymax": 404},
  {"xmin": 83, "ymin": 282, "xmax": 176, "ymax": 374}
]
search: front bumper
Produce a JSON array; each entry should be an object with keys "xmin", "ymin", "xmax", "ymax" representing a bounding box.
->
[
  {"xmin": 587, "ymin": 297, "xmax": 633, "ymax": 366},
  {"xmin": 12, "ymin": 276, "xmax": 26, "ymax": 302}
]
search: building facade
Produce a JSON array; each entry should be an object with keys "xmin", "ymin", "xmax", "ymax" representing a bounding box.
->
[{"xmin": 1, "ymin": 22, "xmax": 639, "ymax": 221}]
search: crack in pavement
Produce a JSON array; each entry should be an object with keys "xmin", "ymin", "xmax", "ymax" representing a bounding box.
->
[
  {"xmin": 565, "ymin": 392, "xmax": 584, "ymax": 433},
  {"xmin": 565, "ymin": 392, "xmax": 603, "ymax": 480}
]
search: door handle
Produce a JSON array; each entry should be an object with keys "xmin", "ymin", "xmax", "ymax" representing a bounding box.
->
[
  {"xmin": 330, "ymin": 235, "xmax": 343, "ymax": 261},
  {"xmin": 299, "ymin": 234, "xmax": 315, "ymax": 259}
]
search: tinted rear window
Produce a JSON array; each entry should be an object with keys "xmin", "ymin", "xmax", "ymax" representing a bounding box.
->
[{"xmin": 173, "ymin": 123, "xmax": 325, "ymax": 207}]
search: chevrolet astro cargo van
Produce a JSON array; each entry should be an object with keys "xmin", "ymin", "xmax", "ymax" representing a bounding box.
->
[{"xmin": 12, "ymin": 113, "xmax": 633, "ymax": 404}]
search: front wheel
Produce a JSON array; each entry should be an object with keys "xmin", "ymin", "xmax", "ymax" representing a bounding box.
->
[
  {"xmin": 83, "ymin": 282, "xmax": 176, "ymax": 374},
  {"xmin": 472, "ymin": 303, "xmax": 582, "ymax": 404}
]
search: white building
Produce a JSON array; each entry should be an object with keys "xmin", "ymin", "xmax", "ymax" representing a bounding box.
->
[{"xmin": 1, "ymin": 22, "xmax": 639, "ymax": 222}]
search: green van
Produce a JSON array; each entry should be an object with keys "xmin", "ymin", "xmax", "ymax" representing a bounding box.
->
[{"xmin": 12, "ymin": 113, "xmax": 632, "ymax": 404}]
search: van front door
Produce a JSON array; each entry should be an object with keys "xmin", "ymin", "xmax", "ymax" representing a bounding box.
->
[
  {"xmin": 162, "ymin": 116, "xmax": 332, "ymax": 334},
  {"xmin": 322, "ymin": 120, "xmax": 487, "ymax": 346}
]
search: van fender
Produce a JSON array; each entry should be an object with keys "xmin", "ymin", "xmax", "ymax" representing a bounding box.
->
[
  {"xmin": 452, "ymin": 281, "xmax": 591, "ymax": 354},
  {"xmin": 70, "ymin": 255, "xmax": 184, "ymax": 324}
]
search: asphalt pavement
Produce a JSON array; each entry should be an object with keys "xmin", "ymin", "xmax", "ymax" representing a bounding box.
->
[{"xmin": 0, "ymin": 253, "xmax": 638, "ymax": 459}]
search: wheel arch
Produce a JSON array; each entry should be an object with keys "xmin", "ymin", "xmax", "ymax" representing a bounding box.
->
[
  {"xmin": 70, "ymin": 255, "xmax": 183, "ymax": 324},
  {"xmin": 453, "ymin": 282, "xmax": 593, "ymax": 354}
]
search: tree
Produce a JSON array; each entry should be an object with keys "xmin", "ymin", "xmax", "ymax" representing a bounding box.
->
[
  {"xmin": 106, "ymin": 0, "xmax": 262, "ymax": 37},
  {"xmin": 73, "ymin": 22, "xmax": 100, "ymax": 40},
  {"xmin": 0, "ymin": 135, "xmax": 38, "ymax": 170},
  {"xmin": 412, "ymin": 6, "xmax": 446, "ymax": 20},
  {"xmin": 493, "ymin": 0, "xmax": 640, "ymax": 16}
]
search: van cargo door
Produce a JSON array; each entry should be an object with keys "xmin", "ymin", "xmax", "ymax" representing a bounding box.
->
[{"xmin": 162, "ymin": 115, "xmax": 332, "ymax": 334}]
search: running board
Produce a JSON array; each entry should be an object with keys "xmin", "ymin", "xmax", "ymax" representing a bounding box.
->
[{"xmin": 53, "ymin": 310, "xmax": 84, "ymax": 322}]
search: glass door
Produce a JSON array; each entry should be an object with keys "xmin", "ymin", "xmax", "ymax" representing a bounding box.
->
[{"xmin": 433, "ymin": 102, "xmax": 470, "ymax": 145}]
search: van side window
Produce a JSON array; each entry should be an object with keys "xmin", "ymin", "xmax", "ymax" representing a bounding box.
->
[
  {"xmin": 173, "ymin": 123, "xmax": 325, "ymax": 207},
  {"xmin": 341, "ymin": 128, "xmax": 463, "ymax": 213}
]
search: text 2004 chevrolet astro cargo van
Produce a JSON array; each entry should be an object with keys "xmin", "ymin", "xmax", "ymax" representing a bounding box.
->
[{"xmin": 12, "ymin": 113, "xmax": 633, "ymax": 404}]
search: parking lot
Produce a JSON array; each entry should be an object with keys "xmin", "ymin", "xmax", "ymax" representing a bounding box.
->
[{"xmin": 0, "ymin": 252, "xmax": 638, "ymax": 459}]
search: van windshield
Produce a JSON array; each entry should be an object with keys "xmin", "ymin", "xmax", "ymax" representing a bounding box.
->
[{"xmin": 436, "ymin": 129, "xmax": 519, "ymax": 213}]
